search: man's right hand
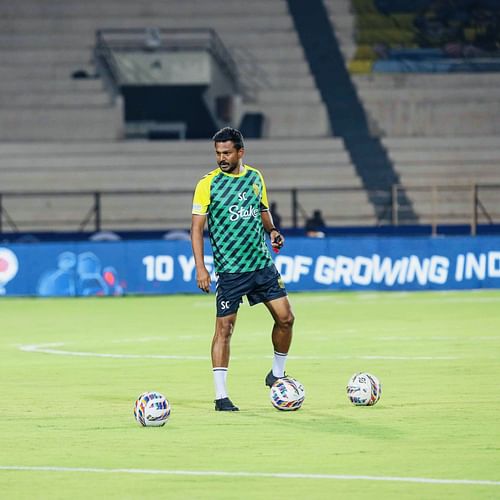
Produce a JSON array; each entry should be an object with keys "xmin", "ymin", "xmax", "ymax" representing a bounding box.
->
[{"xmin": 196, "ymin": 267, "xmax": 212, "ymax": 293}]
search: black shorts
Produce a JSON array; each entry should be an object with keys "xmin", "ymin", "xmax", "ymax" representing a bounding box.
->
[{"xmin": 216, "ymin": 264, "xmax": 287, "ymax": 317}]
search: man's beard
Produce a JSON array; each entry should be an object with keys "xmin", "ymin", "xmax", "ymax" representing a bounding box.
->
[{"xmin": 219, "ymin": 161, "xmax": 239, "ymax": 173}]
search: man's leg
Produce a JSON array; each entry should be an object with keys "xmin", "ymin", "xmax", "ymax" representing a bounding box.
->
[
  {"xmin": 212, "ymin": 313, "xmax": 239, "ymax": 411},
  {"xmin": 264, "ymin": 296, "xmax": 294, "ymax": 386}
]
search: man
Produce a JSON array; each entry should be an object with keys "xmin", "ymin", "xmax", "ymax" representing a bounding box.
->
[
  {"xmin": 191, "ymin": 127, "xmax": 295, "ymax": 411},
  {"xmin": 305, "ymin": 209, "xmax": 327, "ymax": 238}
]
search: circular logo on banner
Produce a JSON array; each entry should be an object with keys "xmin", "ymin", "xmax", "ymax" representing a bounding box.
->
[{"xmin": 0, "ymin": 248, "xmax": 19, "ymax": 294}]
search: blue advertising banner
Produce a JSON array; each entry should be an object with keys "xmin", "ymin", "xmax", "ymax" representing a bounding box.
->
[{"xmin": 0, "ymin": 236, "xmax": 500, "ymax": 297}]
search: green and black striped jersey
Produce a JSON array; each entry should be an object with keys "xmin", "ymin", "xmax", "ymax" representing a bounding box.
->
[{"xmin": 192, "ymin": 164, "xmax": 273, "ymax": 273}]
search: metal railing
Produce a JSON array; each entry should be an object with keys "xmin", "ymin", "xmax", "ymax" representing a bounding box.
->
[
  {"xmin": 94, "ymin": 27, "xmax": 242, "ymax": 95},
  {"xmin": 0, "ymin": 184, "xmax": 499, "ymax": 235},
  {"xmin": 392, "ymin": 183, "xmax": 500, "ymax": 235}
]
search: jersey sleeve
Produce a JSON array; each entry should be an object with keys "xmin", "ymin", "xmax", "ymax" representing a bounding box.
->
[
  {"xmin": 258, "ymin": 170, "xmax": 270, "ymax": 211},
  {"xmin": 192, "ymin": 175, "xmax": 211, "ymax": 215}
]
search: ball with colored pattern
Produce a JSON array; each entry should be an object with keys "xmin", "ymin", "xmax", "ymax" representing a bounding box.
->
[
  {"xmin": 270, "ymin": 377, "xmax": 305, "ymax": 411},
  {"xmin": 346, "ymin": 373, "xmax": 382, "ymax": 406},
  {"xmin": 134, "ymin": 391, "xmax": 171, "ymax": 427}
]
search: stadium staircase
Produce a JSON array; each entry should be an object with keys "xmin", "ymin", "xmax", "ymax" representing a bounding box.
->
[{"xmin": 288, "ymin": 0, "xmax": 418, "ymax": 224}]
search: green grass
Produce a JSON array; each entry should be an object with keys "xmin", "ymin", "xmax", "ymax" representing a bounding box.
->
[{"xmin": 0, "ymin": 291, "xmax": 499, "ymax": 499}]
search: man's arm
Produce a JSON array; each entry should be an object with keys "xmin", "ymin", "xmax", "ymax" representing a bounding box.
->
[
  {"xmin": 261, "ymin": 210, "xmax": 284, "ymax": 251},
  {"xmin": 191, "ymin": 214, "xmax": 211, "ymax": 293}
]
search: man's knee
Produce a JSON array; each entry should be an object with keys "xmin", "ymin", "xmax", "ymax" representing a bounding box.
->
[
  {"xmin": 216, "ymin": 316, "xmax": 236, "ymax": 340},
  {"xmin": 277, "ymin": 310, "xmax": 294, "ymax": 330}
]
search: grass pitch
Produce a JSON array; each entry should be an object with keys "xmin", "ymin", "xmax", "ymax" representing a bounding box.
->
[{"xmin": 0, "ymin": 291, "xmax": 499, "ymax": 499}]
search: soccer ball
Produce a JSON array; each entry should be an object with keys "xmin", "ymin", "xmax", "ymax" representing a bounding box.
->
[
  {"xmin": 270, "ymin": 377, "xmax": 305, "ymax": 411},
  {"xmin": 134, "ymin": 391, "xmax": 171, "ymax": 427},
  {"xmin": 346, "ymin": 373, "xmax": 381, "ymax": 406}
]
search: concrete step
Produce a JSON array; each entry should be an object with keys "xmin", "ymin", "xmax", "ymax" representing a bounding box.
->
[
  {"xmin": 389, "ymin": 150, "xmax": 500, "ymax": 163},
  {"xmin": 0, "ymin": 16, "xmax": 293, "ymax": 33},
  {"xmin": 358, "ymin": 87, "xmax": 500, "ymax": 101},
  {"xmin": 323, "ymin": 0, "xmax": 353, "ymax": 17},
  {"xmin": 0, "ymin": 30, "xmax": 301, "ymax": 50},
  {"xmin": 0, "ymin": 107, "xmax": 122, "ymax": 141},
  {"xmin": 326, "ymin": 13, "xmax": 355, "ymax": 31},
  {"xmin": 0, "ymin": 92, "xmax": 111, "ymax": 108},
  {"xmin": 0, "ymin": 166, "xmax": 361, "ymax": 191},
  {"xmin": 0, "ymin": 64, "xmax": 95, "ymax": 80},
  {"xmin": 364, "ymin": 100, "xmax": 500, "ymax": 137},
  {"xmin": 236, "ymin": 46, "xmax": 305, "ymax": 62},
  {"xmin": 395, "ymin": 170, "xmax": 500, "ymax": 183},
  {"xmin": 242, "ymin": 74, "xmax": 318, "ymax": 90},
  {"xmin": 0, "ymin": 79, "xmax": 103, "ymax": 93},
  {"xmin": 409, "ymin": 199, "xmax": 500, "ymax": 216},
  {"xmin": 244, "ymin": 103, "xmax": 331, "ymax": 138},
  {"xmin": 257, "ymin": 89, "xmax": 323, "ymax": 104},
  {"xmin": 0, "ymin": 138, "xmax": 347, "ymax": 157},
  {"xmin": 0, "ymin": 151, "xmax": 352, "ymax": 169},
  {"xmin": 398, "ymin": 172, "xmax": 500, "ymax": 184},
  {"xmin": 406, "ymin": 189, "xmax": 500, "ymax": 204},
  {"xmin": 0, "ymin": 48, "xmax": 91, "ymax": 65},
  {"xmin": 0, "ymin": 1, "xmax": 288, "ymax": 18},
  {"xmin": 382, "ymin": 136, "xmax": 500, "ymax": 150},
  {"xmin": 354, "ymin": 72, "xmax": 500, "ymax": 89}
]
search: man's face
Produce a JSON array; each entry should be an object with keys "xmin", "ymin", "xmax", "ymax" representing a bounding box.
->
[{"xmin": 215, "ymin": 140, "xmax": 244, "ymax": 174}]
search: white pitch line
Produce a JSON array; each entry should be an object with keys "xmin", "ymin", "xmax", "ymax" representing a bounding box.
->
[
  {"xmin": 378, "ymin": 336, "xmax": 500, "ymax": 341},
  {"xmin": 18, "ymin": 344, "xmax": 208, "ymax": 360},
  {"xmin": 17, "ymin": 343, "xmax": 457, "ymax": 361},
  {"xmin": 0, "ymin": 466, "xmax": 498, "ymax": 486}
]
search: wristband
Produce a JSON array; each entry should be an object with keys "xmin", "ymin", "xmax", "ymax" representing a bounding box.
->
[{"xmin": 268, "ymin": 227, "xmax": 279, "ymax": 234}]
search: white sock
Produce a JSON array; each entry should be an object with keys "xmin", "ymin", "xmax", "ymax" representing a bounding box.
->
[
  {"xmin": 272, "ymin": 351, "xmax": 288, "ymax": 378},
  {"xmin": 213, "ymin": 367, "xmax": 228, "ymax": 400}
]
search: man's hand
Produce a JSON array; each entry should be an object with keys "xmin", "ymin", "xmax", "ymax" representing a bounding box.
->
[
  {"xmin": 196, "ymin": 267, "xmax": 212, "ymax": 293},
  {"xmin": 270, "ymin": 229, "xmax": 284, "ymax": 253}
]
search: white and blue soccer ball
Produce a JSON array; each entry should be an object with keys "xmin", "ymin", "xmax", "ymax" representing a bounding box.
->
[
  {"xmin": 346, "ymin": 372, "xmax": 382, "ymax": 406},
  {"xmin": 134, "ymin": 391, "xmax": 171, "ymax": 427},
  {"xmin": 270, "ymin": 377, "xmax": 305, "ymax": 411}
]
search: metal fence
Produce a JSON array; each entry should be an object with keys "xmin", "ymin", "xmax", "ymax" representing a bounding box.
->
[
  {"xmin": 392, "ymin": 183, "xmax": 500, "ymax": 235},
  {"xmin": 1, "ymin": 184, "xmax": 499, "ymax": 235}
]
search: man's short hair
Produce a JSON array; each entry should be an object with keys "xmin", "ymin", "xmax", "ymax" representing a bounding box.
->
[{"xmin": 212, "ymin": 127, "xmax": 245, "ymax": 150}]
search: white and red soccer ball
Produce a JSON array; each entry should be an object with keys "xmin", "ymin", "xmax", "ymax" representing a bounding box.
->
[
  {"xmin": 134, "ymin": 391, "xmax": 171, "ymax": 427},
  {"xmin": 346, "ymin": 372, "xmax": 382, "ymax": 406},
  {"xmin": 270, "ymin": 377, "xmax": 306, "ymax": 411}
]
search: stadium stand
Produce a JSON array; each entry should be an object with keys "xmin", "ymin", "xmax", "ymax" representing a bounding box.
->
[
  {"xmin": 344, "ymin": 0, "xmax": 500, "ymax": 136},
  {"xmin": 0, "ymin": 138, "xmax": 374, "ymax": 232},
  {"xmin": 383, "ymin": 136, "xmax": 500, "ymax": 226},
  {"xmin": 0, "ymin": 0, "xmax": 366, "ymax": 233},
  {"xmin": 0, "ymin": 0, "xmax": 329, "ymax": 140},
  {"xmin": 354, "ymin": 73, "xmax": 500, "ymax": 137},
  {"xmin": 0, "ymin": 0, "xmax": 499, "ymax": 235},
  {"xmin": 323, "ymin": 0, "xmax": 500, "ymax": 228}
]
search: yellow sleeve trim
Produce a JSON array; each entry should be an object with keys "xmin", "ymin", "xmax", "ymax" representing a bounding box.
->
[{"xmin": 192, "ymin": 169, "xmax": 218, "ymax": 215}]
